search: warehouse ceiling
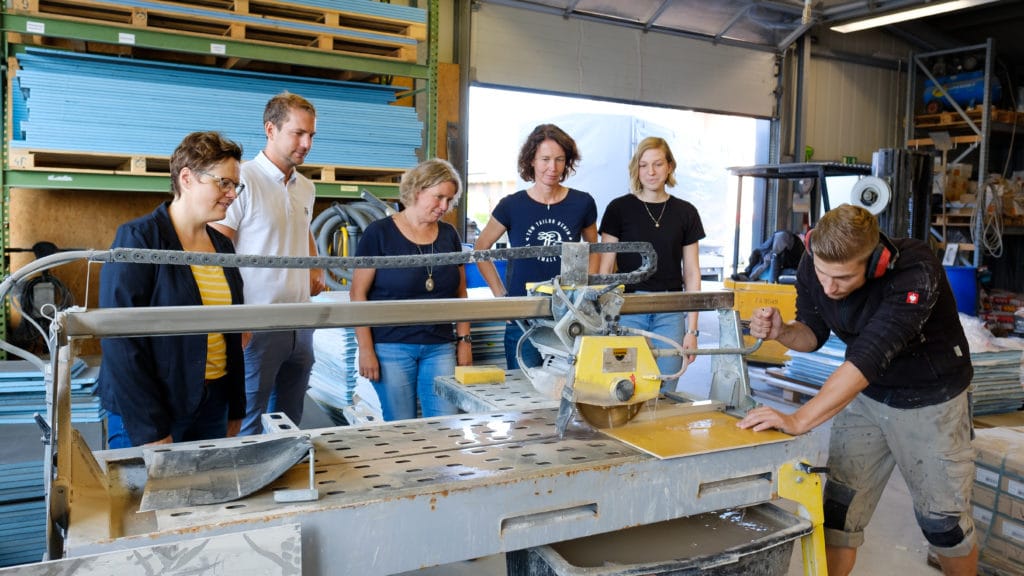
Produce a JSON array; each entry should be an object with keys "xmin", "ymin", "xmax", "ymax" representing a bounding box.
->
[{"xmin": 476, "ymin": 0, "xmax": 1024, "ymax": 66}]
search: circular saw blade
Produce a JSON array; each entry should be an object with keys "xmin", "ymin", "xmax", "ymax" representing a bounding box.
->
[{"xmin": 576, "ymin": 402, "xmax": 642, "ymax": 429}]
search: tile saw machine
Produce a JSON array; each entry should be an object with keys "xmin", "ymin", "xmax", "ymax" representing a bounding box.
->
[
  {"xmin": 510, "ymin": 243, "xmax": 764, "ymax": 434},
  {"xmin": 0, "ymin": 241, "xmax": 828, "ymax": 575}
]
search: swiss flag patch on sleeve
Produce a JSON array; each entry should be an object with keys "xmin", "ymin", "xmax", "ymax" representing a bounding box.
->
[{"xmin": 905, "ymin": 291, "xmax": 920, "ymax": 304}]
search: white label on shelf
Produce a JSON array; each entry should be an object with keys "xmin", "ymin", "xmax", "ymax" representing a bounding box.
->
[
  {"xmin": 1008, "ymin": 478, "xmax": 1024, "ymax": 499},
  {"xmin": 339, "ymin": 185, "xmax": 359, "ymax": 193},
  {"xmin": 210, "ymin": 43, "xmax": 226, "ymax": 55},
  {"xmin": 47, "ymin": 175, "xmax": 73, "ymax": 182},
  {"xmin": 26, "ymin": 21, "xmax": 45, "ymax": 34},
  {"xmin": 976, "ymin": 467, "xmax": 1000, "ymax": 487},
  {"xmin": 1002, "ymin": 519, "xmax": 1024, "ymax": 543},
  {"xmin": 118, "ymin": 32, "xmax": 136, "ymax": 45}
]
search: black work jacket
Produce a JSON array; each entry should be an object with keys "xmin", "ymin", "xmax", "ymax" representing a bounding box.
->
[{"xmin": 795, "ymin": 237, "xmax": 972, "ymax": 408}]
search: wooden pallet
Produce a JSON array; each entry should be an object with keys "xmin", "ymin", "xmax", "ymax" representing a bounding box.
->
[
  {"xmin": 6, "ymin": 148, "xmax": 406, "ymax": 183},
  {"xmin": 8, "ymin": 0, "xmax": 421, "ymax": 62},
  {"xmin": 7, "ymin": 149, "xmax": 168, "ymax": 175},
  {"xmin": 915, "ymin": 106, "xmax": 1022, "ymax": 129},
  {"xmin": 296, "ymin": 163, "xmax": 403, "ymax": 183},
  {"xmin": 246, "ymin": 0, "xmax": 426, "ymax": 41}
]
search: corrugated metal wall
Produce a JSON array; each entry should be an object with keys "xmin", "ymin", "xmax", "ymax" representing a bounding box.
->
[
  {"xmin": 470, "ymin": 2, "xmax": 777, "ymax": 118},
  {"xmin": 798, "ymin": 29, "xmax": 914, "ymax": 164}
]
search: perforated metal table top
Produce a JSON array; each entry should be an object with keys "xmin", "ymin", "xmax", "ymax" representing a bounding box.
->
[{"xmin": 72, "ymin": 408, "xmax": 815, "ymax": 575}]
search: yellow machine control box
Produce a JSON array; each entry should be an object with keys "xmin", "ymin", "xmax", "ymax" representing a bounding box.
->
[{"xmin": 724, "ymin": 279, "xmax": 797, "ymax": 365}]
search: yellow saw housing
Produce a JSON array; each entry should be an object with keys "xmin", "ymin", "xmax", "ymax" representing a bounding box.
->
[{"xmin": 571, "ymin": 335, "xmax": 661, "ymax": 407}]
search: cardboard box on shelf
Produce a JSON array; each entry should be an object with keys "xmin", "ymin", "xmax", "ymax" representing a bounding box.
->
[
  {"xmin": 946, "ymin": 163, "xmax": 973, "ymax": 201},
  {"xmin": 972, "ymin": 427, "xmax": 1024, "ymax": 571}
]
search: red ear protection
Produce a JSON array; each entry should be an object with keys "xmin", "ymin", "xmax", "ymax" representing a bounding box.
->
[
  {"xmin": 803, "ymin": 229, "xmax": 893, "ymax": 280},
  {"xmin": 864, "ymin": 243, "xmax": 893, "ymax": 279}
]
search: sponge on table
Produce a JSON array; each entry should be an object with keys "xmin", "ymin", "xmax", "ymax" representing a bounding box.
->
[{"xmin": 455, "ymin": 365, "xmax": 506, "ymax": 384}]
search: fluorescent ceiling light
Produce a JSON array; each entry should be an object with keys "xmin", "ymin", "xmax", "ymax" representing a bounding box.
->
[{"xmin": 831, "ymin": 0, "xmax": 1002, "ymax": 33}]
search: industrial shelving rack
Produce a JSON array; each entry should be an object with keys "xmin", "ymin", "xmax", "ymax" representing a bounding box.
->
[
  {"xmin": 903, "ymin": 38, "xmax": 1008, "ymax": 268},
  {"xmin": 0, "ymin": 0, "xmax": 440, "ymax": 356}
]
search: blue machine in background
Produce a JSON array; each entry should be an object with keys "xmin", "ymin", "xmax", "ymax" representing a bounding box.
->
[{"xmin": 922, "ymin": 70, "xmax": 1002, "ymax": 113}]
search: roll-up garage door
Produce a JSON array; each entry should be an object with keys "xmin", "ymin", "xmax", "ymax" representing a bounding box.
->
[{"xmin": 471, "ymin": 2, "xmax": 777, "ymax": 118}]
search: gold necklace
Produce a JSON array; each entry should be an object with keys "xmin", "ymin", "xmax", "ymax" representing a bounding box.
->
[
  {"xmin": 534, "ymin": 186, "xmax": 565, "ymax": 210},
  {"xmin": 642, "ymin": 198, "xmax": 668, "ymax": 228}
]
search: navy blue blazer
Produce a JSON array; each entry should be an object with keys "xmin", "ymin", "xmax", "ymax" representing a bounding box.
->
[{"xmin": 97, "ymin": 201, "xmax": 245, "ymax": 445}]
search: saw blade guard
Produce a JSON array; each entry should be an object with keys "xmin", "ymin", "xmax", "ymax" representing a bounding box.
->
[{"xmin": 569, "ymin": 335, "xmax": 661, "ymax": 407}]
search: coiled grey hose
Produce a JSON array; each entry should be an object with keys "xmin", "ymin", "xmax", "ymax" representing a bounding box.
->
[{"xmin": 312, "ymin": 200, "xmax": 392, "ymax": 290}]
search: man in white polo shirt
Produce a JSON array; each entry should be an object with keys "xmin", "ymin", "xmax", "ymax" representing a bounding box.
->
[{"xmin": 213, "ymin": 92, "xmax": 325, "ymax": 435}]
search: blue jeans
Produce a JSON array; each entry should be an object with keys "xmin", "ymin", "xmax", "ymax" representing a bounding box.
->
[
  {"xmin": 618, "ymin": 309, "xmax": 687, "ymax": 392},
  {"xmin": 106, "ymin": 377, "xmax": 230, "ymax": 448},
  {"xmin": 240, "ymin": 329, "xmax": 315, "ymax": 435},
  {"xmin": 373, "ymin": 342, "xmax": 458, "ymax": 421},
  {"xmin": 504, "ymin": 321, "xmax": 542, "ymax": 370}
]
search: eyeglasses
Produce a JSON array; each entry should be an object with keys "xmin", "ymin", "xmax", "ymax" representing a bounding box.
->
[{"xmin": 198, "ymin": 171, "xmax": 246, "ymax": 195}]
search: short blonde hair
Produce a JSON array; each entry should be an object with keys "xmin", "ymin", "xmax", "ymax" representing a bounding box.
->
[
  {"xmin": 399, "ymin": 158, "xmax": 463, "ymax": 210},
  {"xmin": 629, "ymin": 137, "xmax": 677, "ymax": 194},
  {"xmin": 811, "ymin": 204, "xmax": 880, "ymax": 263}
]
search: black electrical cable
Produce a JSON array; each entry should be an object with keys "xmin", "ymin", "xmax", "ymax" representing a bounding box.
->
[
  {"xmin": 10, "ymin": 272, "xmax": 75, "ymax": 354},
  {"xmin": 7, "ymin": 242, "xmax": 78, "ymax": 354}
]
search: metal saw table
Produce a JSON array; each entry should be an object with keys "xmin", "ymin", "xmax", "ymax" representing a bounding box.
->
[
  {"xmin": 64, "ymin": 408, "xmax": 816, "ymax": 575},
  {"xmin": 33, "ymin": 287, "xmax": 825, "ymax": 575}
]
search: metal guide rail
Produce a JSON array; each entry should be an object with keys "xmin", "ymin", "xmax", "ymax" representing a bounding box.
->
[{"xmin": 66, "ymin": 409, "xmax": 816, "ymax": 575}]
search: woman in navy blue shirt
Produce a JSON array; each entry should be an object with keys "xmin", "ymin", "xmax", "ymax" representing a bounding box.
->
[
  {"xmin": 472, "ymin": 124, "xmax": 599, "ymax": 369},
  {"xmin": 351, "ymin": 159, "xmax": 471, "ymax": 420}
]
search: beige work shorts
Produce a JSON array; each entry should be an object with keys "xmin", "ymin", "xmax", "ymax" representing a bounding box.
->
[{"xmin": 823, "ymin": 389, "xmax": 976, "ymax": 557}]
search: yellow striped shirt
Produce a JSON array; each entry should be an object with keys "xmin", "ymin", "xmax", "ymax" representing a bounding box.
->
[{"xmin": 191, "ymin": 265, "xmax": 231, "ymax": 380}]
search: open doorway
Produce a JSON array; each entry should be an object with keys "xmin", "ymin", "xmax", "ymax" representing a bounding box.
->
[{"xmin": 466, "ymin": 85, "xmax": 770, "ymax": 277}]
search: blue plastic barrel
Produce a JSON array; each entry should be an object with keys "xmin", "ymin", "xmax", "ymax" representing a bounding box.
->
[{"xmin": 944, "ymin": 266, "xmax": 977, "ymax": 316}]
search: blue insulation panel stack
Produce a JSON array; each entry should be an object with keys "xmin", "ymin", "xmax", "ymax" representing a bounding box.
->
[
  {"xmin": 0, "ymin": 358, "xmax": 104, "ymax": 424},
  {"xmin": 11, "ymin": 48, "xmax": 422, "ymax": 170},
  {"xmin": 783, "ymin": 334, "xmax": 1024, "ymax": 415},
  {"xmin": 298, "ymin": 0, "xmax": 426, "ymax": 22},
  {"xmin": 86, "ymin": 0, "xmax": 421, "ymax": 46},
  {"xmin": 0, "ymin": 461, "xmax": 45, "ymax": 567}
]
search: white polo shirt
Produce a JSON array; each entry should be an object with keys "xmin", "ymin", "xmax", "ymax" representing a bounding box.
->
[{"xmin": 220, "ymin": 151, "xmax": 315, "ymax": 305}]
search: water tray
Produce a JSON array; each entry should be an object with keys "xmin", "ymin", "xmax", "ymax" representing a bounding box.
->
[{"xmin": 512, "ymin": 502, "xmax": 811, "ymax": 576}]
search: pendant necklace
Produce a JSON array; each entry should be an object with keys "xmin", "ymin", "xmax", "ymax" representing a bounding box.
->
[
  {"xmin": 414, "ymin": 241, "xmax": 435, "ymax": 292},
  {"xmin": 642, "ymin": 197, "xmax": 668, "ymax": 228},
  {"xmin": 402, "ymin": 211, "xmax": 435, "ymax": 291}
]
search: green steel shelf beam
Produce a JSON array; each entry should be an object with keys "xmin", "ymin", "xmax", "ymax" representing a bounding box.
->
[
  {"xmin": 1, "ymin": 13, "xmax": 431, "ymax": 79},
  {"xmin": 3, "ymin": 170, "xmax": 398, "ymax": 199},
  {"xmin": 425, "ymin": 0, "xmax": 438, "ymax": 159},
  {"xmin": 5, "ymin": 171, "xmax": 172, "ymax": 193},
  {"xmin": 315, "ymin": 181, "xmax": 398, "ymax": 200}
]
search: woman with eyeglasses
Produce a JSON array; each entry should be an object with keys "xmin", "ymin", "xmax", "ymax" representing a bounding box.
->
[{"xmin": 98, "ymin": 131, "xmax": 247, "ymax": 448}]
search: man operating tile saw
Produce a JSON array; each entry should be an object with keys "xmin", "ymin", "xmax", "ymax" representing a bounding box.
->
[{"xmin": 738, "ymin": 204, "xmax": 977, "ymax": 576}]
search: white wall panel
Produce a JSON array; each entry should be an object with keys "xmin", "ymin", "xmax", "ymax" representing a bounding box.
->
[{"xmin": 471, "ymin": 3, "xmax": 776, "ymax": 117}]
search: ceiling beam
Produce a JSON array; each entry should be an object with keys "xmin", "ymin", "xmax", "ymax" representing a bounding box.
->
[{"xmin": 643, "ymin": 0, "xmax": 673, "ymax": 31}]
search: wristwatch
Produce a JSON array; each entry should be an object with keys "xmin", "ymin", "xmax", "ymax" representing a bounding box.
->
[
  {"xmin": 685, "ymin": 329, "xmax": 700, "ymax": 337},
  {"xmin": 457, "ymin": 334, "xmax": 473, "ymax": 343}
]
